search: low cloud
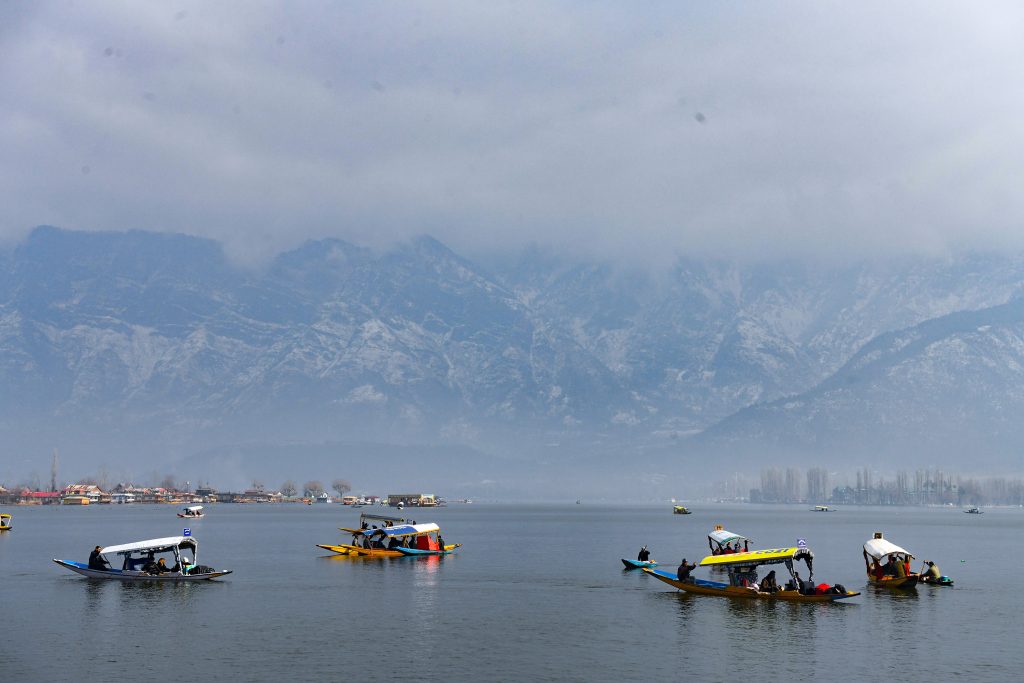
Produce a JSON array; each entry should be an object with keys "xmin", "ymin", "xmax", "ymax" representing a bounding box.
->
[{"xmin": 3, "ymin": 2, "xmax": 1024, "ymax": 265}]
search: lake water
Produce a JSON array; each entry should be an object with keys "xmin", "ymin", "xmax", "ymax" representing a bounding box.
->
[{"xmin": 1, "ymin": 503, "xmax": 1019, "ymax": 681}]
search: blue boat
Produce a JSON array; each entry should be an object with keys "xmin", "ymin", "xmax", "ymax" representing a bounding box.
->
[
  {"xmin": 396, "ymin": 543, "xmax": 461, "ymax": 557},
  {"xmin": 621, "ymin": 558, "xmax": 658, "ymax": 570}
]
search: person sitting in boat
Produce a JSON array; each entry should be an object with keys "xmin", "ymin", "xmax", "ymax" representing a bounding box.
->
[
  {"xmin": 760, "ymin": 570, "xmax": 779, "ymax": 593},
  {"xmin": 637, "ymin": 546, "xmax": 651, "ymax": 562},
  {"xmin": 437, "ymin": 534, "xmax": 445, "ymax": 551},
  {"xmin": 88, "ymin": 546, "xmax": 110, "ymax": 571},
  {"xmin": 922, "ymin": 560, "xmax": 942, "ymax": 581},
  {"xmin": 893, "ymin": 557, "xmax": 907, "ymax": 579},
  {"xmin": 677, "ymin": 558, "xmax": 696, "ymax": 582}
]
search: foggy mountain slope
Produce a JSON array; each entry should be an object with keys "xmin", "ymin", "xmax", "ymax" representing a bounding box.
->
[
  {"xmin": 698, "ymin": 297, "xmax": 1024, "ymax": 468},
  {"xmin": 3, "ymin": 226, "xmax": 1024, "ymax": 475}
]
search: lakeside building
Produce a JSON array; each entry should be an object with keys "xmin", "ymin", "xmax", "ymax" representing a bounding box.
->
[
  {"xmin": 62, "ymin": 484, "xmax": 104, "ymax": 504},
  {"xmin": 387, "ymin": 493, "xmax": 437, "ymax": 507}
]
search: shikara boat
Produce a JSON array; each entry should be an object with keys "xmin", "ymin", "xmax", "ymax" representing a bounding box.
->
[
  {"xmin": 811, "ymin": 505, "xmax": 834, "ymax": 512},
  {"xmin": 708, "ymin": 525, "xmax": 751, "ymax": 556},
  {"xmin": 964, "ymin": 506, "xmax": 983, "ymax": 514},
  {"xmin": 672, "ymin": 505, "xmax": 691, "ymax": 515},
  {"xmin": 319, "ymin": 523, "xmax": 458, "ymax": 558},
  {"xmin": 177, "ymin": 505, "xmax": 204, "ymax": 518},
  {"xmin": 0, "ymin": 513, "xmax": 12, "ymax": 531},
  {"xmin": 53, "ymin": 536, "xmax": 232, "ymax": 581},
  {"xmin": 621, "ymin": 558, "xmax": 658, "ymax": 570},
  {"xmin": 921, "ymin": 575, "xmax": 954, "ymax": 587},
  {"xmin": 863, "ymin": 532, "xmax": 920, "ymax": 588},
  {"xmin": 644, "ymin": 547, "xmax": 859, "ymax": 602}
]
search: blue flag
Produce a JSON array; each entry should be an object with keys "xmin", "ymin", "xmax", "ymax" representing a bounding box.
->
[
  {"xmin": 183, "ymin": 528, "xmax": 191, "ymax": 537},
  {"xmin": 797, "ymin": 537, "xmax": 807, "ymax": 549}
]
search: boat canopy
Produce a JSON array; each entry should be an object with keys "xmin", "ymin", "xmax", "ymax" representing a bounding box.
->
[
  {"xmin": 100, "ymin": 537, "xmax": 198, "ymax": 556},
  {"xmin": 708, "ymin": 529, "xmax": 746, "ymax": 546},
  {"xmin": 365, "ymin": 523, "xmax": 440, "ymax": 538},
  {"xmin": 360, "ymin": 513, "xmax": 406, "ymax": 524},
  {"xmin": 699, "ymin": 547, "xmax": 813, "ymax": 568},
  {"xmin": 185, "ymin": 505, "xmax": 203, "ymax": 512},
  {"xmin": 863, "ymin": 538, "xmax": 912, "ymax": 561},
  {"xmin": 0, "ymin": 514, "xmax": 11, "ymax": 519}
]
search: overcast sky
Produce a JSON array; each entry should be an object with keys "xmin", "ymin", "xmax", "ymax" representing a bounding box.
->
[{"xmin": 3, "ymin": 1, "xmax": 1024, "ymax": 265}]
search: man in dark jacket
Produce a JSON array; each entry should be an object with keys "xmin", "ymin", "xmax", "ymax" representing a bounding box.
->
[
  {"xmin": 88, "ymin": 546, "xmax": 110, "ymax": 571},
  {"xmin": 637, "ymin": 546, "xmax": 651, "ymax": 562},
  {"xmin": 677, "ymin": 558, "xmax": 696, "ymax": 582}
]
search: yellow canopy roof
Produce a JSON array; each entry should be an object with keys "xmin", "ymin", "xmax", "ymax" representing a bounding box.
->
[{"xmin": 699, "ymin": 547, "xmax": 802, "ymax": 567}]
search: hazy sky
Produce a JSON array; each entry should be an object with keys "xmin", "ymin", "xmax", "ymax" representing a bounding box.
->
[{"xmin": 4, "ymin": 1, "xmax": 1024, "ymax": 264}]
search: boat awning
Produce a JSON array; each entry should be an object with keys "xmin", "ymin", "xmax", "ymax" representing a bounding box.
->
[
  {"xmin": 359, "ymin": 513, "xmax": 406, "ymax": 524},
  {"xmin": 708, "ymin": 529, "xmax": 746, "ymax": 546},
  {"xmin": 365, "ymin": 523, "xmax": 440, "ymax": 537},
  {"xmin": 864, "ymin": 538, "xmax": 912, "ymax": 560},
  {"xmin": 185, "ymin": 505, "xmax": 203, "ymax": 512},
  {"xmin": 0, "ymin": 514, "xmax": 11, "ymax": 519},
  {"xmin": 699, "ymin": 547, "xmax": 810, "ymax": 567},
  {"xmin": 101, "ymin": 537, "xmax": 198, "ymax": 555}
]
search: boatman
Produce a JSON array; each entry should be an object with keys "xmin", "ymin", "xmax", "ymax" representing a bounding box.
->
[
  {"xmin": 922, "ymin": 560, "xmax": 943, "ymax": 581},
  {"xmin": 88, "ymin": 546, "xmax": 110, "ymax": 571},
  {"xmin": 637, "ymin": 546, "xmax": 651, "ymax": 562},
  {"xmin": 677, "ymin": 558, "xmax": 696, "ymax": 582}
]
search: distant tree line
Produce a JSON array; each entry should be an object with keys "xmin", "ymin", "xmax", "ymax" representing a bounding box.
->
[{"xmin": 749, "ymin": 466, "xmax": 1024, "ymax": 506}]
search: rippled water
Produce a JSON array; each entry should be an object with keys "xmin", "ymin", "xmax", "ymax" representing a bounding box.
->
[{"xmin": 1, "ymin": 503, "xmax": 1019, "ymax": 681}]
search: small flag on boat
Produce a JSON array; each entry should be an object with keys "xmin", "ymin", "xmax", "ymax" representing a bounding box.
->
[
  {"xmin": 183, "ymin": 528, "xmax": 191, "ymax": 537},
  {"xmin": 797, "ymin": 538, "xmax": 807, "ymax": 549}
]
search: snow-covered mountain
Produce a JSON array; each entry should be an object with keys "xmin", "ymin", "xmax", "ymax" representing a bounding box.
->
[{"xmin": 2, "ymin": 226, "xmax": 1024, "ymax": 475}]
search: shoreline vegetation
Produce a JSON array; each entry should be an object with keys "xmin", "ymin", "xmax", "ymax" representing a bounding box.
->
[{"xmin": 743, "ymin": 466, "xmax": 1024, "ymax": 507}]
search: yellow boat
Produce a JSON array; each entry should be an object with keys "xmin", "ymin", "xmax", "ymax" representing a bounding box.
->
[
  {"xmin": 644, "ymin": 546, "xmax": 859, "ymax": 602},
  {"xmin": 673, "ymin": 505, "xmax": 691, "ymax": 515},
  {"xmin": 863, "ymin": 532, "xmax": 920, "ymax": 588},
  {"xmin": 318, "ymin": 522, "xmax": 455, "ymax": 558},
  {"xmin": 0, "ymin": 513, "xmax": 12, "ymax": 531},
  {"xmin": 316, "ymin": 544, "xmax": 357, "ymax": 556}
]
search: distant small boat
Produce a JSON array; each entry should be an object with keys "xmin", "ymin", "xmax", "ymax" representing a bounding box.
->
[
  {"xmin": 673, "ymin": 505, "xmax": 691, "ymax": 515},
  {"xmin": 707, "ymin": 525, "xmax": 752, "ymax": 557},
  {"xmin": 177, "ymin": 505, "xmax": 204, "ymax": 518},
  {"xmin": 964, "ymin": 506, "xmax": 983, "ymax": 514},
  {"xmin": 621, "ymin": 558, "xmax": 658, "ymax": 570},
  {"xmin": 811, "ymin": 505, "xmax": 834, "ymax": 512}
]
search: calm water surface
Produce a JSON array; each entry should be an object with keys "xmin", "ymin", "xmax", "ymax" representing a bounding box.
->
[{"xmin": 0, "ymin": 503, "xmax": 1019, "ymax": 681}]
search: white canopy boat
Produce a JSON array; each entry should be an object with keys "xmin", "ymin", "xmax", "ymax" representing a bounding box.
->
[
  {"xmin": 177, "ymin": 505, "xmax": 204, "ymax": 518},
  {"xmin": 53, "ymin": 536, "xmax": 232, "ymax": 581}
]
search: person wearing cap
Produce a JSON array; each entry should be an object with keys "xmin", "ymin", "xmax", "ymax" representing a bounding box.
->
[
  {"xmin": 677, "ymin": 558, "xmax": 696, "ymax": 582},
  {"xmin": 88, "ymin": 546, "xmax": 110, "ymax": 571},
  {"xmin": 637, "ymin": 546, "xmax": 651, "ymax": 562}
]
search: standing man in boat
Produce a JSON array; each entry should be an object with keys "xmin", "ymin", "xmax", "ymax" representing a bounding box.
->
[
  {"xmin": 677, "ymin": 558, "xmax": 696, "ymax": 582},
  {"xmin": 637, "ymin": 546, "xmax": 651, "ymax": 563},
  {"xmin": 88, "ymin": 546, "xmax": 110, "ymax": 571}
]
